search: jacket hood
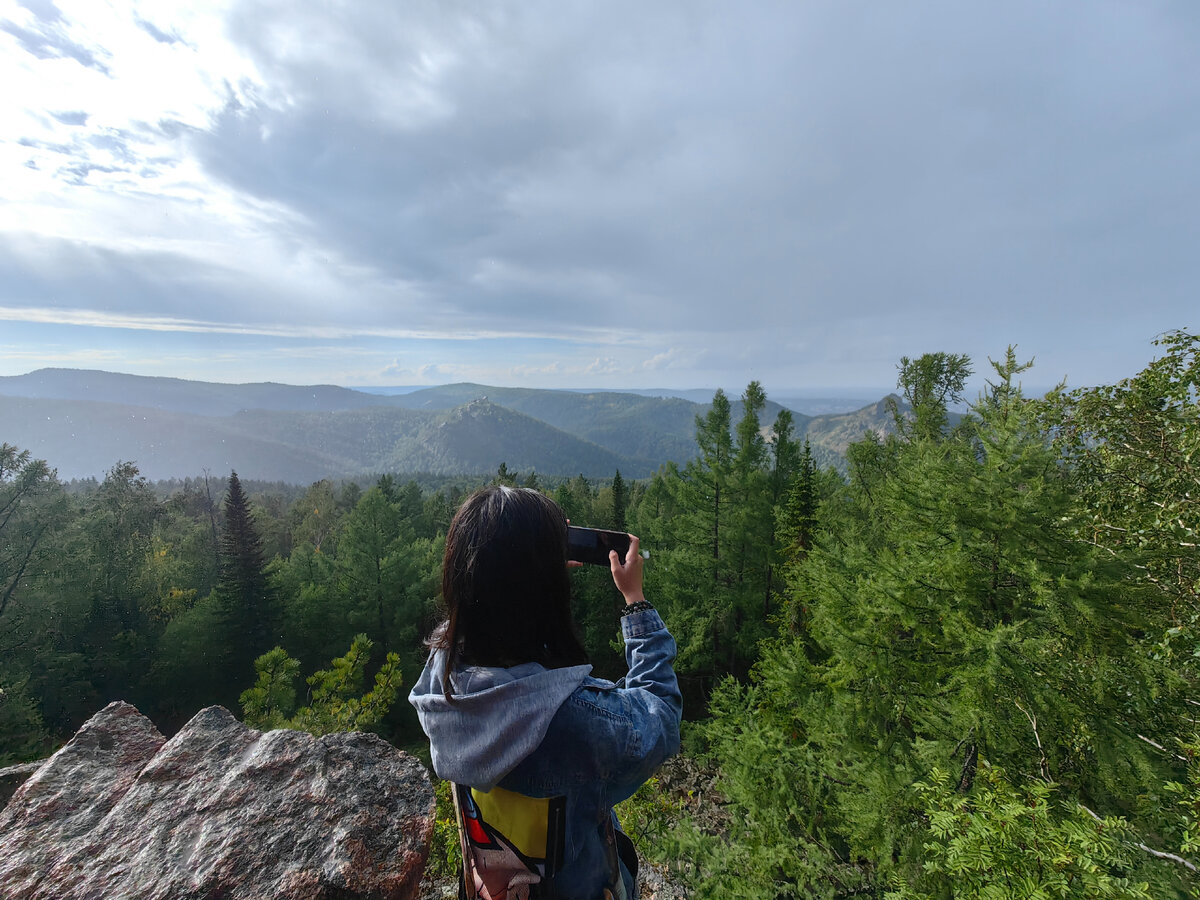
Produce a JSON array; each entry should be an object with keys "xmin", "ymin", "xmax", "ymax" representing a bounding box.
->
[{"xmin": 408, "ymin": 649, "xmax": 592, "ymax": 790}]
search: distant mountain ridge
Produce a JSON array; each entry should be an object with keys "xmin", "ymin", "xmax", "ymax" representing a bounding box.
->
[
  {"xmin": 0, "ymin": 368, "xmax": 392, "ymax": 417},
  {"xmin": 0, "ymin": 369, "xmax": 907, "ymax": 482}
]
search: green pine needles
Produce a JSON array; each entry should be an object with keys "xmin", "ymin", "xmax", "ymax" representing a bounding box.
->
[
  {"xmin": 672, "ymin": 345, "xmax": 1200, "ymax": 898},
  {"xmin": 240, "ymin": 634, "xmax": 403, "ymax": 736}
]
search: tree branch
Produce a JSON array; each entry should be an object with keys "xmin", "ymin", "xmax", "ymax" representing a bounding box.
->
[{"xmin": 1078, "ymin": 803, "xmax": 1199, "ymax": 874}]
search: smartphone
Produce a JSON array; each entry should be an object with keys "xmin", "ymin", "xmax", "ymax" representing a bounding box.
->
[{"xmin": 567, "ymin": 526, "xmax": 632, "ymax": 567}]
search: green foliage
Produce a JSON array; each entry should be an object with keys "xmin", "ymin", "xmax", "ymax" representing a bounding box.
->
[
  {"xmin": 151, "ymin": 593, "xmax": 227, "ymax": 727},
  {"xmin": 667, "ymin": 675, "xmax": 860, "ymax": 899},
  {"xmin": 888, "ymin": 766, "xmax": 1152, "ymax": 900},
  {"xmin": 336, "ymin": 482, "xmax": 415, "ymax": 658},
  {"xmin": 615, "ymin": 775, "xmax": 685, "ymax": 864},
  {"xmin": 0, "ymin": 675, "xmax": 52, "ymax": 765},
  {"xmin": 610, "ymin": 469, "xmax": 628, "ymax": 532},
  {"xmin": 1049, "ymin": 330, "xmax": 1200, "ymax": 676},
  {"xmin": 1164, "ymin": 738, "xmax": 1200, "ymax": 876},
  {"xmin": 69, "ymin": 461, "xmax": 163, "ymax": 704},
  {"xmin": 893, "ymin": 352, "xmax": 972, "ymax": 441},
  {"xmin": 776, "ymin": 439, "xmax": 821, "ymax": 573},
  {"xmin": 288, "ymin": 479, "xmax": 343, "ymax": 554},
  {"xmin": 240, "ymin": 634, "xmax": 403, "ymax": 736},
  {"xmin": 688, "ymin": 347, "xmax": 1195, "ymax": 896},
  {"xmin": 238, "ymin": 647, "xmax": 300, "ymax": 731},
  {"xmin": 0, "ymin": 443, "xmax": 66, "ymax": 623},
  {"xmin": 426, "ymin": 778, "xmax": 464, "ymax": 886}
]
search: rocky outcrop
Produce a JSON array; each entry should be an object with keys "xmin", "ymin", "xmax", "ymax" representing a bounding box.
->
[{"xmin": 0, "ymin": 701, "xmax": 434, "ymax": 899}]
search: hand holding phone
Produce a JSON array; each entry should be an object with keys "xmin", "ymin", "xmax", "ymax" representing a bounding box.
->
[{"xmin": 567, "ymin": 526, "xmax": 632, "ymax": 566}]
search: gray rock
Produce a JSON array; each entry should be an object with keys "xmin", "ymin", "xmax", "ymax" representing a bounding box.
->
[
  {"xmin": 0, "ymin": 759, "xmax": 46, "ymax": 809},
  {"xmin": 0, "ymin": 701, "xmax": 434, "ymax": 899}
]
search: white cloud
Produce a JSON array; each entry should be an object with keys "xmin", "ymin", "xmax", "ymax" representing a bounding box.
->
[
  {"xmin": 417, "ymin": 363, "xmax": 453, "ymax": 382},
  {"xmin": 641, "ymin": 348, "xmax": 700, "ymax": 371}
]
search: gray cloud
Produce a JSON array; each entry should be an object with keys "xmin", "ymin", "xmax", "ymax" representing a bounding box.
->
[
  {"xmin": 1, "ymin": 14, "xmax": 111, "ymax": 74},
  {"xmin": 4, "ymin": 0, "xmax": 1198, "ymax": 390},
  {"xmin": 187, "ymin": 2, "xmax": 1200, "ymax": 348},
  {"xmin": 50, "ymin": 110, "xmax": 89, "ymax": 126},
  {"xmin": 134, "ymin": 16, "xmax": 183, "ymax": 46}
]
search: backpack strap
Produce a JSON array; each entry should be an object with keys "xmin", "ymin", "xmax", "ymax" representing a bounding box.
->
[
  {"xmin": 451, "ymin": 783, "xmax": 566, "ymax": 900},
  {"xmin": 452, "ymin": 783, "xmax": 480, "ymax": 900},
  {"xmin": 599, "ymin": 815, "xmax": 632, "ymax": 900}
]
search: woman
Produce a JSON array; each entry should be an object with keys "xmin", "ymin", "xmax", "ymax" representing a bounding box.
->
[{"xmin": 409, "ymin": 485, "xmax": 681, "ymax": 900}]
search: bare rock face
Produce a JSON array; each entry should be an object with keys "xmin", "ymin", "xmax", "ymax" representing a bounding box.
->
[{"xmin": 0, "ymin": 701, "xmax": 435, "ymax": 899}]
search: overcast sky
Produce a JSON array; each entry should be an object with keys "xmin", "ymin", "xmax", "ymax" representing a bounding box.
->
[{"xmin": 1, "ymin": 0, "xmax": 1196, "ymax": 395}]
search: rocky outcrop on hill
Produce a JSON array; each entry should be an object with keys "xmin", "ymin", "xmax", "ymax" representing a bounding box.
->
[{"xmin": 0, "ymin": 701, "xmax": 434, "ymax": 899}]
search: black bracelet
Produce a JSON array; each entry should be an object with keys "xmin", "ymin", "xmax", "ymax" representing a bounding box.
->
[{"xmin": 620, "ymin": 600, "xmax": 654, "ymax": 617}]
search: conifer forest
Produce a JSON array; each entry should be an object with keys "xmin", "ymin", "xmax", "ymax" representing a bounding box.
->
[{"xmin": 4, "ymin": 331, "xmax": 1200, "ymax": 897}]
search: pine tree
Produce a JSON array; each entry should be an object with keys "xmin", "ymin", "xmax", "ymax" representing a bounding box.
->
[
  {"xmin": 610, "ymin": 470, "xmax": 628, "ymax": 533},
  {"xmin": 762, "ymin": 408, "xmax": 801, "ymax": 617},
  {"xmin": 657, "ymin": 389, "xmax": 736, "ymax": 678},
  {"xmin": 213, "ymin": 471, "xmax": 278, "ymax": 692},
  {"xmin": 691, "ymin": 389, "xmax": 734, "ymax": 584},
  {"xmin": 650, "ymin": 385, "xmax": 784, "ymax": 680}
]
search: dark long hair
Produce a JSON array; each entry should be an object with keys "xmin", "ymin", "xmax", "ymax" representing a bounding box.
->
[{"xmin": 431, "ymin": 486, "xmax": 588, "ymax": 695}]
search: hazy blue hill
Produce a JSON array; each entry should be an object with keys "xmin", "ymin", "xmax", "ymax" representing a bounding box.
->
[
  {"xmin": 0, "ymin": 368, "xmax": 390, "ymax": 417},
  {"xmin": 386, "ymin": 384, "xmax": 695, "ymax": 461},
  {"xmin": 611, "ymin": 387, "xmax": 889, "ymax": 415},
  {"xmin": 0, "ymin": 394, "xmax": 649, "ymax": 481},
  {"xmin": 221, "ymin": 406, "xmax": 433, "ymax": 468},
  {"xmin": 0, "ymin": 395, "xmax": 348, "ymax": 482},
  {"xmin": 602, "ymin": 387, "xmax": 728, "ymax": 404},
  {"xmin": 381, "ymin": 399, "xmax": 649, "ymax": 477},
  {"xmin": 221, "ymin": 401, "xmax": 645, "ymax": 477},
  {"xmin": 1, "ymin": 367, "xmax": 909, "ymax": 482},
  {"xmin": 773, "ymin": 392, "xmax": 895, "ymax": 416},
  {"xmin": 384, "ymin": 383, "xmax": 803, "ymax": 463}
]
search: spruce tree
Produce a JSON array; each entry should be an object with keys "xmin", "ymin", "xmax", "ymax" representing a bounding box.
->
[
  {"xmin": 657, "ymin": 389, "xmax": 737, "ymax": 678},
  {"xmin": 692, "ymin": 388, "xmax": 734, "ymax": 581},
  {"xmin": 610, "ymin": 469, "xmax": 628, "ymax": 533},
  {"xmin": 650, "ymin": 385, "xmax": 785, "ymax": 680},
  {"xmin": 778, "ymin": 440, "xmax": 817, "ymax": 557},
  {"xmin": 213, "ymin": 471, "xmax": 278, "ymax": 693}
]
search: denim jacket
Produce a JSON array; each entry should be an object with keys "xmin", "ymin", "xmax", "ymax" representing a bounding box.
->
[{"xmin": 408, "ymin": 608, "xmax": 682, "ymax": 899}]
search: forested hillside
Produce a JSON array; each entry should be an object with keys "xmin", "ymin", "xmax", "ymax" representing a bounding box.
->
[
  {"xmin": 387, "ymin": 382, "xmax": 800, "ymax": 464},
  {"xmin": 3, "ymin": 334, "xmax": 1198, "ymax": 897},
  {"xmin": 0, "ymin": 370, "xmax": 886, "ymax": 482},
  {"xmin": 0, "ymin": 393, "xmax": 650, "ymax": 482}
]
